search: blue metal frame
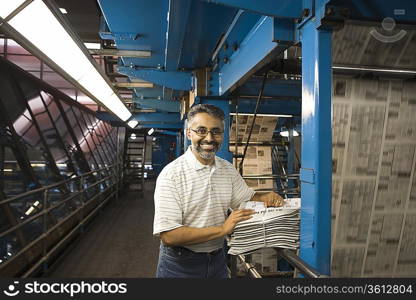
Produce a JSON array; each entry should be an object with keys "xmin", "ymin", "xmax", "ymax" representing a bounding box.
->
[
  {"xmin": 299, "ymin": 9, "xmax": 332, "ymax": 276},
  {"xmin": 233, "ymin": 98, "xmax": 301, "ymax": 116},
  {"xmin": 164, "ymin": 0, "xmax": 192, "ymax": 71},
  {"xmin": 202, "ymin": 0, "xmax": 304, "ymax": 18},
  {"xmin": 135, "ymin": 99, "xmax": 180, "ymax": 112},
  {"xmin": 239, "ymin": 78, "xmax": 301, "ymax": 99},
  {"xmin": 217, "ymin": 16, "xmax": 290, "ymax": 95},
  {"xmin": 287, "ymin": 129, "xmax": 296, "ymax": 190},
  {"xmin": 176, "ymin": 132, "xmax": 182, "ymax": 158},
  {"xmin": 129, "ymin": 113, "xmax": 180, "ymax": 123},
  {"xmin": 117, "ymin": 67, "xmax": 192, "ymax": 91},
  {"xmin": 137, "ymin": 123, "xmax": 183, "ymax": 130}
]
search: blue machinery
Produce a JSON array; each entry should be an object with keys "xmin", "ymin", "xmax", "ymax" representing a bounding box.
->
[{"xmin": 96, "ymin": 0, "xmax": 416, "ymax": 275}]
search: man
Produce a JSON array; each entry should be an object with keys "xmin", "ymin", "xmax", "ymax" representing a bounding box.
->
[{"xmin": 153, "ymin": 104, "xmax": 284, "ymax": 278}]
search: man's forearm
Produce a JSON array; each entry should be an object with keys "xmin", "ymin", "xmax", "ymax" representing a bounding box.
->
[{"xmin": 160, "ymin": 225, "xmax": 225, "ymax": 247}]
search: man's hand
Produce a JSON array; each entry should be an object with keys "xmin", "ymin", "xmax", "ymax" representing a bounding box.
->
[
  {"xmin": 258, "ymin": 192, "xmax": 285, "ymax": 207},
  {"xmin": 221, "ymin": 209, "xmax": 255, "ymax": 235}
]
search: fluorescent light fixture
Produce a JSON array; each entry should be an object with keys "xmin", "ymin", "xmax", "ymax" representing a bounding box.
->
[
  {"xmin": 128, "ymin": 120, "xmax": 138, "ymax": 128},
  {"xmin": 3, "ymin": 169, "xmax": 13, "ymax": 172},
  {"xmin": 130, "ymin": 133, "xmax": 136, "ymax": 140},
  {"xmin": 230, "ymin": 113, "xmax": 293, "ymax": 118},
  {"xmin": 148, "ymin": 128, "xmax": 155, "ymax": 135},
  {"xmin": 0, "ymin": 0, "xmax": 27, "ymax": 18},
  {"xmin": 31, "ymin": 163, "xmax": 46, "ymax": 167},
  {"xmin": 3, "ymin": 0, "xmax": 132, "ymax": 122},
  {"xmin": 280, "ymin": 130, "xmax": 299, "ymax": 137},
  {"xmin": 84, "ymin": 42, "xmax": 101, "ymax": 50},
  {"xmin": 59, "ymin": 7, "xmax": 67, "ymax": 14}
]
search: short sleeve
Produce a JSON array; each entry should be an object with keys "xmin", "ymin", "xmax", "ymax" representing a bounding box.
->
[
  {"xmin": 229, "ymin": 167, "xmax": 256, "ymax": 210},
  {"xmin": 153, "ymin": 170, "xmax": 183, "ymax": 236}
]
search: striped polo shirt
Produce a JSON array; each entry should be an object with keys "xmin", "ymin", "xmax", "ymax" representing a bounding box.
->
[{"xmin": 153, "ymin": 146, "xmax": 255, "ymax": 252}]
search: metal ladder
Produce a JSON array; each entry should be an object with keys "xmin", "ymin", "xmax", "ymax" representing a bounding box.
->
[{"xmin": 124, "ymin": 133, "xmax": 146, "ymax": 191}]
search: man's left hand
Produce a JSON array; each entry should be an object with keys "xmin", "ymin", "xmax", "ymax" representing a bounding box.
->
[{"xmin": 261, "ymin": 192, "xmax": 285, "ymax": 207}]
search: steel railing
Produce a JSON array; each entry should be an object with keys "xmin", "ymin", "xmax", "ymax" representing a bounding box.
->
[
  {"xmin": 0, "ymin": 163, "xmax": 122, "ymax": 277},
  {"xmin": 234, "ymin": 248, "xmax": 328, "ymax": 278},
  {"xmin": 275, "ymin": 248, "xmax": 328, "ymax": 278}
]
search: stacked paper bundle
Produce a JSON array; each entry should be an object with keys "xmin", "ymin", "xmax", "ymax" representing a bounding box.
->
[{"xmin": 227, "ymin": 198, "xmax": 301, "ymax": 255}]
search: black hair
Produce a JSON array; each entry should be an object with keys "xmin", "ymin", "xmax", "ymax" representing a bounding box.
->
[{"xmin": 187, "ymin": 104, "xmax": 225, "ymax": 127}]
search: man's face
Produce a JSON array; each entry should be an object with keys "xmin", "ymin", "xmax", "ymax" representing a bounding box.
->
[{"xmin": 186, "ymin": 112, "xmax": 224, "ymax": 162}]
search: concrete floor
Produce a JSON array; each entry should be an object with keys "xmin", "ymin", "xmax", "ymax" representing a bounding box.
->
[{"xmin": 46, "ymin": 180, "xmax": 160, "ymax": 278}]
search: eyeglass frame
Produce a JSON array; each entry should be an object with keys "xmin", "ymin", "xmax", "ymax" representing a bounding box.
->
[{"xmin": 189, "ymin": 127, "xmax": 224, "ymax": 137}]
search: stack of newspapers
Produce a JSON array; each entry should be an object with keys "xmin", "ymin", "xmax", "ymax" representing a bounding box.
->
[{"xmin": 227, "ymin": 198, "xmax": 301, "ymax": 255}]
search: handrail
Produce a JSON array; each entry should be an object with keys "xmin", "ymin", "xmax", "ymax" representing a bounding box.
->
[
  {"xmin": 0, "ymin": 164, "xmax": 118, "ymax": 206},
  {"xmin": 22, "ymin": 187, "xmax": 116, "ymax": 277},
  {"xmin": 0, "ymin": 163, "xmax": 122, "ymax": 276},
  {"xmin": 275, "ymin": 248, "xmax": 328, "ymax": 278},
  {"xmin": 0, "ymin": 172, "xmax": 115, "ymax": 240},
  {"xmin": 243, "ymin": 174, "xmax": 299, "ymax": 180},
  {"xmin": 0, "ymin": 184, "xmax": 116, "ymax": 275}
]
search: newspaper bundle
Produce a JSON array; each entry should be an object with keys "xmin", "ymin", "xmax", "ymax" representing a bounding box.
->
[{"xmin": 227, "ymin": 198, "xmax": 301, "ymax": 255}]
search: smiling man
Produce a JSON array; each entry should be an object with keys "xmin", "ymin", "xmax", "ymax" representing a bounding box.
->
[{"xmin": 153, "ymin": 104, "xmax": 284, "ymax": 278}]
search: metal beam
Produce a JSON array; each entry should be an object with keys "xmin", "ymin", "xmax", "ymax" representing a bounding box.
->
[
  {"xmin": 117, "ymin": 66, "xmax": 193, "ymax": 91},
  {"xmin": 299, "ymin": 17, "xmax": 332, "ymax": 276},
  {"xmin": 97, "ymin": 112, "xmax": 181, "ymax": 123},
  {"xmin": 202, "ymin": 0, "xmax": 303, "ymax": 18},
  {"xmin": 114, "ymin": 82, "xmax": 154, "ymax": 88},
  {"xmin": 211, "ymin": 9, "xmax": 244, "ymax": 63},
  {"xmin": 239, "ymin": 78, "xmax": 301, "ymax": 99},
  {"xmin": 88, "ymin": 49, "xmax": 151, "ymax": 58},
  {"xmin": 217, "ymin": 16, "xmax": 290, "ymax": 95},
  {"xmin": 137, "ymin": 123, "xmax": 183, "ymax": 130},
  {"xmin": 135, "ymin": 99, "xmax": 180, "ymax": 113},
  {"xmin": 233, "ymin": 98, "xmax": 301, "ymax": 116},
  {"xmin": 131, "ymin": 113, "xmax": 181, "ymax": 123},
  {"xmin": 164, "ymin": 0, "xmax": 192, "ymax": 71}
]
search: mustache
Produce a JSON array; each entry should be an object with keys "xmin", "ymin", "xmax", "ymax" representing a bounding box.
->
[{"xmin": 199, "ymin": 141, "xmax": 219, "ymax": 146}]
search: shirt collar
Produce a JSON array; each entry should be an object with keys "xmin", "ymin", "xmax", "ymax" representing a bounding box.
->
[{"xmin": 185, "ymin": 146, "xmax": 222, "ymax": 171}]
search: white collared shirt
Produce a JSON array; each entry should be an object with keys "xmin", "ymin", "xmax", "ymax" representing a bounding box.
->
[{"xmin": 153, "ymin": 146, "xmax": 255, "ymax": 252}]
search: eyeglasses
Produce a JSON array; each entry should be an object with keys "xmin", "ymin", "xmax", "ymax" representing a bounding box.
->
[{"xmin": 190, "ymin": 127, "xmax": 224, "ymax": 137}]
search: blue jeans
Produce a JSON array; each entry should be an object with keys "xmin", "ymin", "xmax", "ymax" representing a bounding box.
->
[{"xmin": 156, "ymin": 244, "xmax": 228, "ymax": 278}]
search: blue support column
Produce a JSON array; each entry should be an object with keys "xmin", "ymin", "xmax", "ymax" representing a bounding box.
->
[
  {"xmin": 183, "ymin": 119, "xmax": 191, "ymax": 151},
  {"xmin": 287, "ymin": 128, "xmax": 295, "ymax": 190},
  {"xmin": 299, "ymin": 20, "xmax": 332, "ymax": 275},
  {"xmin": 176, "ymin": 132, "xmax": 182, "ymax": 157}
]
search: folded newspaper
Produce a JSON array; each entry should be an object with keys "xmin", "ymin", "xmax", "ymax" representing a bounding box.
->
[{"xmin": 227, "ymin": 198, "xmax": 301, "ymax": 255}]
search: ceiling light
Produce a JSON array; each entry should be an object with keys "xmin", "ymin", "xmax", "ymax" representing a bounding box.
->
[
  {"xmin": 59, "ymin": 7, "xmax": 67, "ymax": 14},
  {"xmin": 128, "ymin": 120, "xmax": 138, "ymax": 128},
  {"xmin": 280, "ymin": 130, "xmax": 299, "ymax": 137},
  {"xmin": 1, "ymin": 0, "xmax": 132, "ymax": 122},
  {"xmin": 130, "ymin": 133, "xmax": 136, "ymax": 140},
  {"xmin": 84, "ymin": 42, "xmax": 101, "ymax": 50},
  {"xmin": 148, "ymin": 128, "xmax": 154, "ymax": 135}
]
